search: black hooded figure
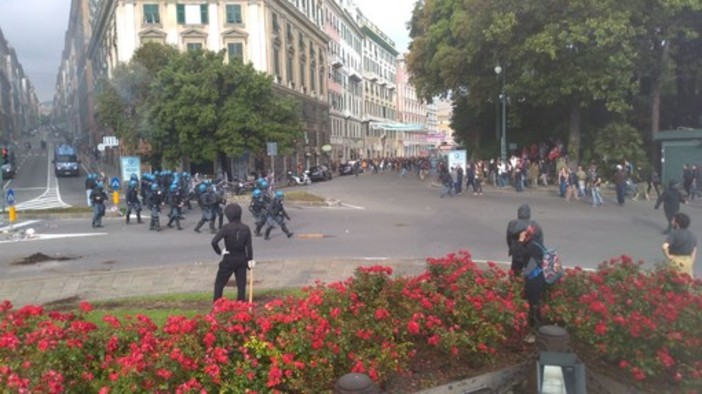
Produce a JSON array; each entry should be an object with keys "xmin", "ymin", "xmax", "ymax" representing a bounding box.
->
[
  {"xmin": 506, "ymin": 204, "xmax": 544, "ymax": 275},
  {"xmin": 655, "ymin": 180, "xmax": 686, "ymax": 234},
  {"xmin": 211, "ymin": 203, "xmax": 253, "ymax": 302}
]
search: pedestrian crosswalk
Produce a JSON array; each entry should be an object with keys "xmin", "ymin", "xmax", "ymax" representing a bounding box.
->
[{"xmin": 14, "ymin": 187, "xmax": 72, "ymax": 211}]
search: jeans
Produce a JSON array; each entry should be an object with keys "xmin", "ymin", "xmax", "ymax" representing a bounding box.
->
[
  {"xmin": 592, "ymin": 187, "xmax": 603, "ymax": 206},
  {"xmin": 92, "ymin": 203, "xmax": 105, "ymax": 226}
]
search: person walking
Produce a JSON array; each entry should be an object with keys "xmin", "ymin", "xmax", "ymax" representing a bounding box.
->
[
  {"xmin": 264, "ymin": 191, "xmax": 294, "ymax": 239},
  {"xmin": 661, "ymin": 212, "xmax": 697, "ymax": 278},
  {"xmin": 89, "ymin": 181, "xmax": 107, "ymax": 228},
  {"xmin": 655, "ymin": 180, "xmax": 686, "ymax": 234},
  {"xmin": 591, "ymin": 173, "xmax": 604, "ymax": 207},
  {"xmin": 211, "ymin": 203, "xmax": 254, "ymax": 302},
  {"xmin": 125, "ymin": 179, "xmax": 143, "ymax": 224}
]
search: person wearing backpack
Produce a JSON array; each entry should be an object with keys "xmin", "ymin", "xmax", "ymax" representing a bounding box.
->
[
  {"xmin": 511, "ymin": 222, "xmax": 545, "ymax": 344},
  {"xmin": 506, "ymin": 204, "xmax": 544, "ymax": 276}
]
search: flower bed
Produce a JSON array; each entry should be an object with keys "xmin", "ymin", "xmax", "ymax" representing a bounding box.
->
[{"xmin": 0, "ymin": 251, "xmax": 699, "ymax": 392}]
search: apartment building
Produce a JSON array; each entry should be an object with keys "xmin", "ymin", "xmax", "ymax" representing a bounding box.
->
[
  {"xmin": 323, "ymin": 0, "xmax": 363, "ymax": 162},
  {"xmin": 0, "ymin": 28, "xmax": 39, "ymax": 143},
  {"xmin": 57, "ymin": 0, "xmax": 330, "ymax": 170}
]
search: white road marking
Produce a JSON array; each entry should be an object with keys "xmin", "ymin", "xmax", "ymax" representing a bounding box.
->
[
  {"xmin": 13, "ymin": 143, "xmax": 71, "ymax": 211},
  {"xmin": 0, "ymin": 220, "xmax": 41, "ymax": 232},
  {"xmin": 339, "ymin": 203, "xmax": 366, "ymax": 210},
  {"xmin": 0, "ymin": 232, "xmax": 106, "ymax": 244}
]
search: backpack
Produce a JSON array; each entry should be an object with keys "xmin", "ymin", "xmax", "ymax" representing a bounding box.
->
[{"xmin": 524, "ymin": 243, "xmax": 564, "ymax": 284}]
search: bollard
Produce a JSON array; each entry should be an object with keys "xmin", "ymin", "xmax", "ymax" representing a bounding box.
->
[
  {"xmin": 334, "ymin": 373, "xmax": 380, "ymax": 394},
  {"xmin": 536, "ymin": 325, "xmax": 572, "ymax": 353}
]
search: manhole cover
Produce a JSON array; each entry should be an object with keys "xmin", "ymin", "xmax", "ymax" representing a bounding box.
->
[{"xmin": 12, "ymin": 253, "xmax": 78, "ymax": 266}]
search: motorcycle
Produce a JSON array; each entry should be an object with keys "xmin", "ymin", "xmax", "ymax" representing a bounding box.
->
[{"xmin": 287, "ymin": 170, "xmax": 312, "ymax": 186}]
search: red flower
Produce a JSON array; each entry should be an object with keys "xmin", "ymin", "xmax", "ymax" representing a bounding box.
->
[
  {"xmin": 79, "ymin": 301, "xmax": 93, "ymax": 313},
  {"xmin": 619, "ymin": 360, "xmax": 629, "ymax": 368},
  {"xmin": 407, "ymin": 321, "xmax": 420, "ymax": 335},
  {"xmin": 374, "ymin": 308, "xmax": 390, "ymax": 320},
  {"xmin": 427, "ymin": 335, "xmax": 440, "ymax": 346}
]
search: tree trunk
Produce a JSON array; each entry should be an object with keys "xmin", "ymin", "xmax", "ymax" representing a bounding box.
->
[{"xmin": 568, "ymin": 100, "xmax": 581, "ymax": 164}]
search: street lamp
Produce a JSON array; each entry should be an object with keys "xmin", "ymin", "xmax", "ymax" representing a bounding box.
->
[{"xmin": 494, "ymin": 65, "xmax": 507, "ymax": 162}]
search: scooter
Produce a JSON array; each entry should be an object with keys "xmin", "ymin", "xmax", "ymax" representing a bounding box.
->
[{"xmin": 287, "ymin": 170, "xmax": 312, "ymax": 186}]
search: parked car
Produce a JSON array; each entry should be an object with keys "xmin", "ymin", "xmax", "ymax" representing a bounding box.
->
[
  {"xmin": 338, "ymin": 163, "xmax": 354, "ymax": 176},
  {"xmin": 308, "ymin": 165, "xmax": 332, "ymax": 182}
]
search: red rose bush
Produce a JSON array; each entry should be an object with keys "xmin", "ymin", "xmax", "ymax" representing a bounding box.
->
[{"xmin": 0, "ymin": 251, "xmax": 699, "ymax": 392}]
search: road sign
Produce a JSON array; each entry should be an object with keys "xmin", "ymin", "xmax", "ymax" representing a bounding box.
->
[
  {"xmin": 267, "ymin": 142, "xmax": 278, "ymax": 157},
  {"xmin": 97, "ymin": 143, "xmax": 106, "ymax": 152},
  {"xmin": 103, "ymin": 136, "xmax": 119, "ymax": 147},
  {"xmin": 6, "ymin": 188, "xmax": 15, "ymax": 206},
  {"xmin": 111, "ymin": 177, "xmax": 121, "ymax": 190}
]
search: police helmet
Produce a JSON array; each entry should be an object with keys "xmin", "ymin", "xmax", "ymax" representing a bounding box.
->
[
  {"xmin": 128, "ymin": 180, "xmax": 138, "ymax": 189},
  {"xmin": 130, "ymin": 173, "xmax": 138, "ymax": 181},
  {"xmin": 169, "ymin": 183, "xmax": 178, "ymax": 192},
  {"xmin": 197, "ymin": 183, "xmax": 207, "ymax": 194},
  {"xmin": 275, "ymin": 191, "xmax": 284, "ymax": 199},
  {"xmin": 256, "ymin": 177, "xmax": 266, "ymax": 187},
  {"xmin": 260, "ymin": 180, "xmax": 269, "ymax": 189},
  {"xmin": 151, "ymin": 183, "xmax": 159, "ymax": 191},
  {"xmin": 252, "ymin": 189, "xmax": 262, "ymax": 198},
  {"xmin": 96, "ymin": 181, "xmax": 104, "ymax": 189}
]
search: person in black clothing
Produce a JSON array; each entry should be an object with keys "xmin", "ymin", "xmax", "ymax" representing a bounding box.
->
[
  {"xmin": 125, "ymin": 180, "xmax": 143, "ymax": 225},
  {"xmin": 147, "ymin": 183, "xmax": 163, "ymax": 231},
  {"xmin": 264, "ymin": 191, "xmax": 293, "ymax": 239},
  {"xmin": 511, "ymin": 222, "xmax": 546, "ymax": 343},
  {"xmin": 90, "ymin": 182, "xmax": 108, "ymax": 228},
  {"xmin": 211, "ymin": 203, "xmax": 253, "ymax": 302},
  {"xmin": 166, "ymin": 183, "xmax": 184, "ymax": 230},
  {"xmin": 194, "ymin": 184, "xmax": 217, "ymax": 233},
  {"xmin": 655, "ymin": 180, "xmax": 686, "ymax": 234},
  {"xmin": 506, "ymin": 204, "xmax": 544, "ymax": 275}
]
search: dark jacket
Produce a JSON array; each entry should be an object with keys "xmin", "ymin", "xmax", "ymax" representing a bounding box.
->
[
  {"xmin": 211, "ymin": 204, "xmax": 253, "ymax": 262},
  {"xmin": 506, "ymin": 204, "xmax": 544, "ymax": 256},
  {"xmin": 655, "ymin": 184, "xmax": 685, "ymax": 215}
]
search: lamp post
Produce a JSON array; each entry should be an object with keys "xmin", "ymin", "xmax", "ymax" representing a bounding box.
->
[{"xmin": 494, "ymin": 65, "xmax": 507, "ymax": 162}]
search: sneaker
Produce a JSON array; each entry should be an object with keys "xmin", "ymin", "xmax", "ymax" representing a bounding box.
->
[
  {"xmin": 287, "ymin": 232, "xmax": 294, "ymax": 238},
  {"xmin": 523, "ymin": 334, "xmax": 536, "ymax": 344}
]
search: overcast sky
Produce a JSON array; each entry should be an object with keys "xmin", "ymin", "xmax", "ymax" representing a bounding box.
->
[
  {"xmin": 0, "ymin": 0, "xmax": 412, "ymax": 103},
  {"xmin": 0, "ymin": 0, "xmax": 71, "ymax": 103}
]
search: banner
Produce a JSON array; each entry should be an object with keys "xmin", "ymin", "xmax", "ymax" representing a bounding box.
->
[{"xmin": 120, "ymin": 156, "xmax": 141, "ymax": 184}]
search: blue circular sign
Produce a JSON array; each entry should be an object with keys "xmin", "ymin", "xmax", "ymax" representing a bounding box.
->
[{"xmin": 6, "ymin": 188, "xmax": 15, "ymax": 206}]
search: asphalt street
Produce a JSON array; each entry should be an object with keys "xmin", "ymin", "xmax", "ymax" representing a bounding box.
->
[{"xmin": 2, "ymin": 167, "xmax": 701, "ymax": 282}]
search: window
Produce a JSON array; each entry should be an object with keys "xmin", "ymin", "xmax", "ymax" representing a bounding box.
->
[
  {"xmin": 225, "ymin": 4, "xmax": 242, "ymax": 24},
  {"xmin": 187, "ymin": 42, "xmax": 203, "ymax": 51},
  {"xmin": 143, "ymin": 4, "xmax": 160, "ymax": 24},
  {"xmin": 176, "ymin": 4, "xmax": 208, "ymax": 24},
  {"xmin": 286, "ymin": 53, "xmax": 294, "ymax": 86},
  {"xmin": 300, "ymin": 60, "xmax": 306, "ymax": 88},
  {"xmin": 273, "ymin": 47, "xmax": 281, "ymax": 78},
  {"xmin": 227, "ymin": 43, "xmax": 243, "ymax": 61}
]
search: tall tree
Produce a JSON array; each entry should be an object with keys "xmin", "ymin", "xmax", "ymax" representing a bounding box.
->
[{"xmin": 408, "ymin": 0, "xmax": 639, "ymax": 162}]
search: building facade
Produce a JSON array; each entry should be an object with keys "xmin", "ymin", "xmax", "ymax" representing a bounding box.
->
[
  {"xmin": 323, "ymin": 0, "xmax": 363, "ymax": 163},
  {"xmin": 0, "ymin": 28, "xmax": 39, "ymax": 144},
  {"xmin": 58, "ymin": 0, "xmax": 330, "ymax": 172}
]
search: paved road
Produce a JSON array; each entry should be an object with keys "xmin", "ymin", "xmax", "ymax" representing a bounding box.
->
[{"xmin": 1, "ymin": 169, "xmax": 700, "ymax": 307}]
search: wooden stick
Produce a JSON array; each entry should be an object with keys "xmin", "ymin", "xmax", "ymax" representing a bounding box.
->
[{"xmin": 248, "ymin": 267, "xmax": 254, "ymax": 311}]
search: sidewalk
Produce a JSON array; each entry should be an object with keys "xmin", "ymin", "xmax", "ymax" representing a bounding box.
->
[{"xmin": 0, "ymin": 258, "xmax": 432, "ymax": 308}]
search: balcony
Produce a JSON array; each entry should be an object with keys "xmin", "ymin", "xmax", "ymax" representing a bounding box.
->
[{"xmin": 331, "ymin": 54, "xmax": 343, "ymax": 69}]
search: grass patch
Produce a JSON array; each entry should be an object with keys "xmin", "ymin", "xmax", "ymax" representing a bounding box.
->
[{"xmin": 47, "ymin": 289, "xmax": 303, "ymax": 328}]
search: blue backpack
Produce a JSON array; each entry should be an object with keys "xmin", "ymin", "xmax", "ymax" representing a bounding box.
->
[{"xmin": 524, "ymin": 243, "xmax": 564, "ymax": 285}]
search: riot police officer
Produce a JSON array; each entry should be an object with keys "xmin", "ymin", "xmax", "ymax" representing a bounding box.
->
[
  {"xmin": 264, "ymin": 191, "xmax": 293, "ymax": 239},
  {"xmin": 166, "ymin": 183, "xmax": 185, "ymax": 230},
  {"xmin": 194, "ymin": 183, "xmax": 217, "ymax": 233},
  {"xmin": 90, "ymin": 181, "xmax": 108, "ymax": 228},
  {"xmin": 125, "ymin": 179, "xmax": 143, "ymax": 224},
  {"xmin": 249, "ymin": 189, "xmax": 268, "ymax": 236},
  {"xmin": 148, "ymin": 182, "xmax": 163, "ymax": 231}
]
